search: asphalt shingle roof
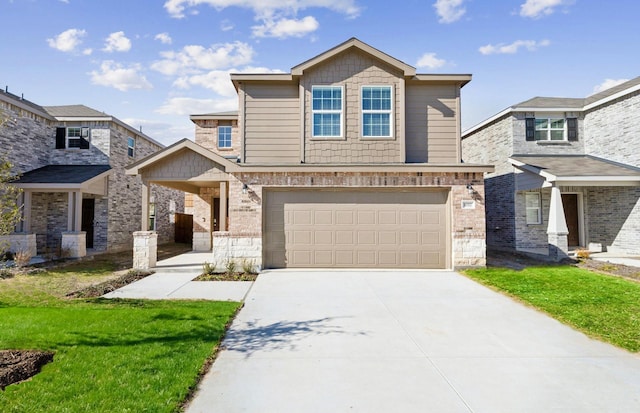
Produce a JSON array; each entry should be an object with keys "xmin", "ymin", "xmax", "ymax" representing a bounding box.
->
[
  {"xmin": 43, "ymin": 105, "xmax": 109, "ymax": 118},
  {"xmin": 16, "ymin": 165, "xmax": 111, "ymax": 184},
  {"xmin": 511, "ymin": 155, "xmax": 640, "ymax": 178}
]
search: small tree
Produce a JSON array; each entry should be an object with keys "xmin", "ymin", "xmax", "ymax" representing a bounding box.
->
[{"xmin": 0, "ymin": 156, "xmax": 22, "ymax": 238}]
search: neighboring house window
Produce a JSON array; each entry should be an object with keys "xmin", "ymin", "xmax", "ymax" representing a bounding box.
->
[
  {"xmin": 148, "ymin": 202, "xmax": 156, "ymax": 231},
  {"xmin": 127, "ymin": 137, "xmax": 135, "ymax": 158},
  {"xmin": 361, "ymin": 86, "xmax": 392, "ymax": 138},
  {"xmin": 56, "ymin": 127, "xmax": 90, "ymax": 149},
  {"xmin": 312, "ymin": 86, "xmax": 343, "ymax": 137},
  {"xmin": 218, "ymin": 125, "xmax": 232, "ymax": 148},
  {"xmin": 526, "ymin": 117, "xmax": 578, "ymax": 142},
  {"xmin": 525, "ymin": 192, "xmax": 542, "ymax": 224}
]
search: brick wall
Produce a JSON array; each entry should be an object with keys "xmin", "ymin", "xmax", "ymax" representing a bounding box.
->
[
  {"xmin": 302, "ymin": 49, "xmax": 403, "ymax": 164},
  {"xmin": 194, "ymin": 119, "xmax": 240, "ymax": 159}
]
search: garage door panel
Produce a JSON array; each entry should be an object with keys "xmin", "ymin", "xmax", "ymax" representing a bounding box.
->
[{"xmin": 264, "ymin": 190, "xmax": 449, "ymax": 269}]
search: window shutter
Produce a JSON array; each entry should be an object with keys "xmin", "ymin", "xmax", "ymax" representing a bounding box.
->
[
  {"xmin": 525, "ymin": 118, "xmax": 535, "ymax": 141},
  {"xmin": 567, "ymin": 118, "xmax": 578, "ymax": 141},
  {"xmin": 80, "ymin": 136, "xmax": 90, "ymax": 149},
  {"xmin": 55, "ymin": 127, "xmax": 66, "ymax": 149}
]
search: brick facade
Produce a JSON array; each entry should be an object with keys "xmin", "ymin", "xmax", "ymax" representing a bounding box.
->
[{"xmin": 0, "ymin": 91, "xmax": 183, "ymax": 256}]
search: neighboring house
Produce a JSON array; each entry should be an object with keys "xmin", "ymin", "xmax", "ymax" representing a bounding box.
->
[
  {"xmin": 127, "ymin": 38, "xmax": 493, "ymax": 270},
  {"xmin": 0, "ymin": 89, "xmax": 183, "ymax": 258},
  {"xmin": 462, "ymin": 77, "xmax": 640, "ymax": 260}
]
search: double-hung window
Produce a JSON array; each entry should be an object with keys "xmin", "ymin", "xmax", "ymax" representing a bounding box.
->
[
  {"xmin": 535, "ymin": 118, "xmax": 565, "ymax": 141},
  {"xmin": 312, "ymin": 86, "xmax": 343, "ymax": 138},
  {"xmin": 218, "ymin": 125, "xmax": 232, "ymax": 148},
  {"xmin": 127, "ymin": 137, "xmax": 135, "ymax": 158},
  {"xmin": 56, "ymin": 126, "xmax": 90, "ymax": 149},
  {"xmin": 525, "ymin": 192, "xmax": 542, "ymax": 224},
  {"xmin": 362, "ymin": 86, "xmax": 392, "ymax": 138}
]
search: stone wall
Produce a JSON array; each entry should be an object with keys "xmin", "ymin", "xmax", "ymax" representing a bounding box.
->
[{"xmin": 302, "ymin": 49, "xmax": 403, "ymax": 164}]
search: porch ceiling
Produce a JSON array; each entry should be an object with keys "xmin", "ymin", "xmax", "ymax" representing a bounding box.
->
[{"xmin": 510, "ymin": 155, "xmax": 640, "ymax": 186}]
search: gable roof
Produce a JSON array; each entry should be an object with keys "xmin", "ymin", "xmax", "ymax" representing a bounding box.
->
[
  {"xmin": 291, "ymin": 37, "xmax": 416, "ymax": 77},
  {"xmin": 463, "ymin": 75, "xmax": 640, "ymax": 138},
  {"xmin": 16, "ymin": 164, "xmax": 112, "ymax": 184}
]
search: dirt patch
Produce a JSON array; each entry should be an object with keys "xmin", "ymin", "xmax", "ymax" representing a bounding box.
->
[
  {"xmin": 194, "ymin": 272, "xmax": 258, "ymax": 282},
  {"xmin": 0, "ymin": 350, "xmax": 54, "ymax": 390},
  {"xmin": 66, "ymin": 269, "xmax": 153, "ymax": 298},
  {"xmin": 576, "ymin": 259, "xmax": 640, "ymax": 283}
]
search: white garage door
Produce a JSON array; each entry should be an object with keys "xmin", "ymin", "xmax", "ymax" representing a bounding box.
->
[{"xmin": 263, "ymin": 189, "xmax": 449, "ymax": 269}]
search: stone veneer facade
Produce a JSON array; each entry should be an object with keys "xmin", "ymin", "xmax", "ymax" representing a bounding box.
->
[{"xmin": 0, "ymin": 90, "xmax": 183, "ymax": 256}]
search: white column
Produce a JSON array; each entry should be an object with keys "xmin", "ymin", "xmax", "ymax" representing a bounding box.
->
[
  {"xmin": 23, "ymin": 190, "xmax": 32, "ymax": 233},
  {"xmin": 219, "ymin": 181, "xmax": 227, "ymax": 232},
  {"xmin": 74, "ymin": 192, "xmax": 82, "ymax": 232},
  {"xmin": 141, "ymin": 181, "xmax": 150, "ymax": 231},
  {"xmin": 547, "ymin": 185, "xmax": 569, "ymax": 261},
  {"xmin": 67, "ymin": 192, "xmax": 75, "ymax": 231}
]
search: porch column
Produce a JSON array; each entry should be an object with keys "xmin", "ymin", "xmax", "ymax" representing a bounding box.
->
[
  {"xmin": 547, "ymin": 185, "xmax": 569, "ymax": 261},
  {"xmin": 62, "ymin": 191, "xmax": 86, "ymax": 258},
  {"xmin": 219, "ymin": 181, "xmax": 227, "ymax": 232},
  {"xmin": 141, "ymin": 180, "xmax": 150, "ymax": 231}
]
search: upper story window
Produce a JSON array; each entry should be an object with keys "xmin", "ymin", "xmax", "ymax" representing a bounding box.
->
[
  {"xmin": 218, "ymin": 125, "xmax": 232, "ymax": 148},
  {"xmin": 526, "ymin": 116, "xmax": 577, "ymax": 142},
  {"xmin": 312, "ymin": 86, "xmax": 343, "ymax": 138},
  {"xmin": 56, "ymin": 127, "xmax": 89, "ymax": 149},
  {"xmin": 127, "ymin": 137, "xmax": 135, "ymax": 158},
  {"xmin": 362, "ymin": 86, "xmax": 393, "ymax": 138}
]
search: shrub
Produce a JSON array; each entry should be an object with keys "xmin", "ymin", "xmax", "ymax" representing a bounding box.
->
[
  {"xmin": 575, "ymin": 249, "xmax": 591, "ymax": 261},
  {"xmin": 202, "ymin": 261, "xmax": 217, "ymax": 275},
  {"xmin": 225, "ymin": 259, "xmax": 237, "ymax": 275},
  {"xmin": 14, "ymin": 250, "xmax": 32, "ymax": 268},
  {"xmin": 241, "ymin": 259, "xmax": 257, "ymax": 275}
]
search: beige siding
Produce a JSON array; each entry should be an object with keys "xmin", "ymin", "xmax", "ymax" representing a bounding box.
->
[
  {"xmin": 243, "ymin": 83, "xmax": 300, "ymax": 164},
  {"xmin": 406, "ymin": 84, "xmax": 459, "ymax": 163},
  {"xmin": 302, "ymin": 49, "xmax": 403, "ymax": 164}
]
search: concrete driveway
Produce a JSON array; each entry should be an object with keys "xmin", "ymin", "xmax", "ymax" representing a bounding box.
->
[{"xmin": 186, "ymin": 270, "xmax": 640, "ymax": 412}]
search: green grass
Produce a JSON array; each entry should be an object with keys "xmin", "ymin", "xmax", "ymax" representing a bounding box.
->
[
  {"xmin": 464, "ymin": 266, "xmax": 640, "ymax": 352},
  {"xmin": 0, "ymin": 247, "xmax": 240, "ymax": 413}
]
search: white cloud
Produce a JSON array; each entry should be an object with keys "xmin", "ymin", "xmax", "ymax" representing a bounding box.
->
[
  {"xmin": 155, "ymin": 32, "xmax": 173, "ymax": 45},
  {"xmin": 174, "ymin": 65, "xmax": 285, "ymax": 96},
  {"xmin": 164, "ymin": 0, "xmax": 360, "ymax": 19},
  {"xmin": 103, "ymin": 31, "xmax": 132, "ymax": 52},
  {"xmin": 151, "ymin": 41, "xmax": 254, "ymax": 75},
  {"xmin": 221, "ymin": 19, "xmax": 234, "ymax": 31},
  {"xmin": 519, "ymin": 0, "xmax": 574, "ymax": 18},
  {"xmin": 47, "ymin": 28, "xmax": 87, "ymax": 53},
  {"xmin": 252, "ymin": 16, "xmax": 319, "ymax": 38},
  {"xmin": 433, "ymin": 0, "xmax": 466, "ymax": 23},
  {"xmin": 416, "ymin": 53, "xmax": 447, "ymax": 69},
  {"xmin": 156, "ymin": 97, "xmax": 237, "ymax": 116},
  {"xmin": 479, "ymin": 39, "xmax": 550, "ymax": 55},
  {"xmin": 592, "ymin": 78, "xmax": 629, "ymax": 94},
  {"xmin": 82, "ymin": 48, "xmax": 93, "ymax": 56},
  {"xmin": 90, "ymin": 61, "xmax": 152, "ymax": 91}
]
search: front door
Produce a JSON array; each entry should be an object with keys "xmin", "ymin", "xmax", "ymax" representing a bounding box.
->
[
  {"xmin": 212, "ymin": 199, "xmax": 220, "ymax": 232},
  {"xmin": 561, "ymin": 194, "xmax": 580, "ymax": 247},
  {"xmin": 81, "ymin": 198, "xmax": 95, "ymax": 249}
]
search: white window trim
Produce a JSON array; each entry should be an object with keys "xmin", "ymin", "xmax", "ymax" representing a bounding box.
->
[
  {"xmin": 217, "ymin": 125, "xmax": 233, "ymax": 148},
  {"xmin": 361, "ymin": 85, "xmax": 394, "ymax": 139},
  {"xmin": 127, "ymin": 136, "xmax": 136, "ymax": 158},
  {"xmin": 67, "ymin": 126, "xmax": 89, "ymax": 149},
  {"xmin": 311, "ymin": 85, "xmax": 344, "ymax": 139},
  {"xmin": 534, "ymin": 114, "xmax": 566, "ymax": 141},
  {"xmin": 525, "ymin": 192, "xmax": 542, "ymax": 225}
]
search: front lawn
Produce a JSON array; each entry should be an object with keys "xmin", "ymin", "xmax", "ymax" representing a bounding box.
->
[
  {"xmin": 464, "ymin": 265, "xmax": 640, "ymax": 352},
  {"xmin": 0, "ymin": 247, "xmax": 240, "ymax": 412}
]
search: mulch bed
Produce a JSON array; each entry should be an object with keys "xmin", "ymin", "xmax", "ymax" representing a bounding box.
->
[
  {"xmin": 0, "ymin": 350, "xmax": 54, "ymax": 390},
  {"xmin": 194, "ymin": 272, "xmax": 258, "ymax": 282},
  {"xmin": 66, "ymin": 269, "xmax": 153, "ymax": 298}
]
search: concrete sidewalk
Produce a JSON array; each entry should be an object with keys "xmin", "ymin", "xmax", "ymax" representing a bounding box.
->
[
  {"xmin": 186, "ymin": 270, "xmax": 640, "ymax": 413},
  {"xmin": 103, "ymin": 251, "xmax": 252, "ymax": 301}
]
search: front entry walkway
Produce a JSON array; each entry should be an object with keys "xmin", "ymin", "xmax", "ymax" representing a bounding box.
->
[
  {"xmin": 186, "ymin": 270, "xmax": 640, "ymax": 412},
  {"xmin": 104, "ymin": 251, "xmax": 252, "ymax": 301}
]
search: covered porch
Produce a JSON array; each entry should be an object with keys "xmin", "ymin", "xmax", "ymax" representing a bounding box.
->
[
  {"xmin": 2, "ymin": 164, "xmax": 111, "ymax": 258},
  {"xmin": 126, "ymin": 139, "xmax": 238, "ymax": 269},
  {"xmin": 510, "ymin": 155, "xmax": 640, "ymax": 260}
]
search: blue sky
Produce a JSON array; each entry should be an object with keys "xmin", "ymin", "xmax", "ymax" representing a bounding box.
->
[{"xmin": 1, "ymin": 0, "xmax": 638, "ymax": 146}]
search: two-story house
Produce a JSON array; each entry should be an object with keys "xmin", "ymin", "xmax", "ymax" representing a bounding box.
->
[
  {"xmin": 127, "ymin": 38, "xmax": 493, "ymax": 270},
  {"xmin": 462, "ymin": 77, "xmax": 640, "ymax": 260},
  {"xmin": 0, "ymin": 89, "xmax": 183, "ymax": 258}
]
